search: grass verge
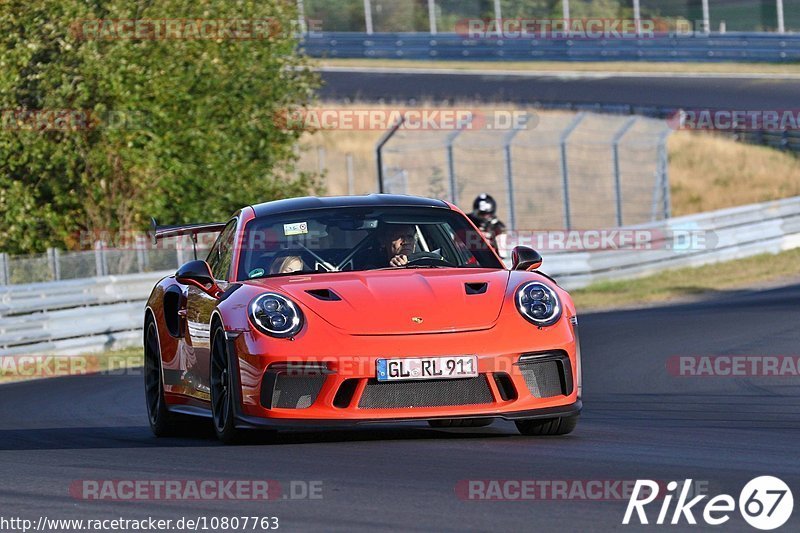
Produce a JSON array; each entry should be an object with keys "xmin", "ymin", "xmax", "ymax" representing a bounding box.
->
[
  {"xmin": 319, "ymin": 58, "xmax": 800, "ymax": 76},
  {"xmin": 571, "ymin": 247, "xmax": 800, "ymax": 311}
]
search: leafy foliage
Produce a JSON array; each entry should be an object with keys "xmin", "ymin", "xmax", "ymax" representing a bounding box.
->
[{"xmin": 0, "ymin": 0, "xmax": 320, "ymax": 253}]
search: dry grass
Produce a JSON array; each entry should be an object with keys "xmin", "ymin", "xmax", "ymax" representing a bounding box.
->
[
  {"xmin": 300, "ymin": 104, "xmax": 800, "ymax": 218},
  {"xmin": 320, "ymin": 58, "xmax": 800, "ymax": 76},
  {"xmin": 669, "ymin": 131, "xmax": 800, "ymax": 216},
  {"xmin": 572, "ymin": 247, "xmax": 800, "ymax": 311}
]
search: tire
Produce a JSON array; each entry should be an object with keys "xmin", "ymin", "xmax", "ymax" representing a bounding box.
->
[
  {"xmin": 428, "ymin": 418, "xmax": 494, "ymax": 428},
  {"xmin": 144, "ymin": 319, "xmax": 179, "ymax": 437},
  {"xmin": 210, "ymin": 324, "xmax": 246, "ymax": 444},
  {"xmin": 515, "ymin": 415, "xmax": 578, "ymax": 436}
]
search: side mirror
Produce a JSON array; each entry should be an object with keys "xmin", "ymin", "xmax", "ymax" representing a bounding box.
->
[
  {"xmin": 511, "ymin": 246, "xmax": 543, "ymax": 271},
  {"xmin": 176, "ymin": 260, "xmax": 217, "ymax": 292}
]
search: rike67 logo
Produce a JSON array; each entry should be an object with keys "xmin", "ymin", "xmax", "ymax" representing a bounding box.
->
[{"xmin": 624, "ymin": 477, "xmax": 793, "ymax": 530}]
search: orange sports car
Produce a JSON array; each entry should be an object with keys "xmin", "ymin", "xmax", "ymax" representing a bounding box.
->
[{"xmin": 144, "ymin": 195, "xmax": 581, "ymax": 443}]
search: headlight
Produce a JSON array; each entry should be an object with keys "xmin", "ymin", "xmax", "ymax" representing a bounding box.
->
[
  {"xmin": 249, "ymin": 293, "xmax": 304, "ymax": 338},
  {"xmin": 515, "ymin": 281, "xmax": 562, "ymax": 327}
]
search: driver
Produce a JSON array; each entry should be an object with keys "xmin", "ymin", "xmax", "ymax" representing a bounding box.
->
[{"xmin": 381, "ymin": 224, "xmax": 417, "ymax": 267}]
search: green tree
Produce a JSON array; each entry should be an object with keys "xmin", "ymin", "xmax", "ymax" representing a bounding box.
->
[{"xmin": 0, "ymin": 0, "xmax": 320, "ymax": 254}]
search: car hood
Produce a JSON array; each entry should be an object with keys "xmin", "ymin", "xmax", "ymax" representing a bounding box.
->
[{"xmin": 250, "ymin": 269, "xmax": 511, "ymax": 335}]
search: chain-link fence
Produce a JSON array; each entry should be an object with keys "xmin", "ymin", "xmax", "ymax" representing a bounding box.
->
[
  {"xmin": 374, "ymin": 111, "xmax": 671, "ymax": 231},
  {"xmin": 301, "ymin": 0, "xmax": 800, "ymax": 34},
  {"xmin": 0, "ymin": 238, "xmax": 211, "ymax": 286}
]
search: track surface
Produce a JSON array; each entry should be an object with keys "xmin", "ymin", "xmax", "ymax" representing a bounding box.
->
[
  {"xmin": 319, "ymin": 69, "xmax": 800, "ymax": 110},
  {"xmin": 1, "ymin": 284, "xmax": 799, "ymax": 531}
]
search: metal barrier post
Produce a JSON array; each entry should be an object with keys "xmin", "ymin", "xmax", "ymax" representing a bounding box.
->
[
  {"xmin": 502, "ymin": 113, "xmax": 530, "ymax": 231},
  {"xmin": 428, "ymin": 0, "xmax": 437, "ymax": 35},
  {"xmin": 54, "ymin": 248, "xmax": 61, "ymax": 280},
  {"xmin": 702, "ymin": 0, "xmax": 710, "ymax": 34},
  {"xmin": 346, "ymin": 153, "xmax": 355, "ymax": 195},
  {"xmin": 0, "ymin": 253, "xmax": 8, "ymax": 285},
  {"xmin": 493, "ymin": 0, "xmax": 502, "ymax": 24},
  {"xmin": 136, "ymin": 235, "xmax": 148, "ymax": 273},
  {"xmin": 559, "ymin": 112, "xmax": 586, "ymax": 230},
  {"xmin": 363, "ymin": 0, "xmax": 374, "ymax": 35},
  {"xmin": 47, "ymin": 248, "xmax": 57, "ymax": 281},
  {"xmin": 296, "ymin": 0, "xmax": 307, "ymax": 35},
  {"xmin": 317, "ymin": 146, "xmax": 326, "ymax": 174},
  {"xmin": 94, "ymin": 241, "xmax": 107, "ymax": 277},
  {"xmin": 176, "ymin": 238, "xmax": 186, "ymax": 268},
  {"xmin": 375, "ymin": 115, "xmax": 406, "ymax": 193},
  {"xmin": 659, "ymin": 129, "xmax": 672, "ymax": 219},
  {"xmin": 651, "ymin": 129, "xmax": 672, "ymax": 221},
  {"xmin": 47, "ymin": 248, "xmax": 62, "ymax": 281},
  {"xmin": 611, "ymin": 116, "xmax": 638, "ymax": 227},
  {"xmin": 778, "ymin": 0, "xmax": 786, "ymax": 34},
  {"xmin": 444, "ymin": 114, "xmax": 475, "ymax": 205}
]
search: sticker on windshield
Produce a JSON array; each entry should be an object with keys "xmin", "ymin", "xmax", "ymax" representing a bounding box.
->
[
  {"xmin": 284, "ymin": 222, "xmax": 308, "ymax": 236},
  {"xmin": 248, "ymin": 268, "xmax": 265, "ymax": 278}
]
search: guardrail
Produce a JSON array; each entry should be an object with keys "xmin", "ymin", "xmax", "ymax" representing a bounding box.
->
[
  {"xmin": 0, "ymin": 272, "xmax": 168, "ymax": 356},
  {"xmin": 500, "ymin": 196, "xmax": 800, "ymax": 289},
  {"xmin": 3, "ymin": 195, "xmax": 800, "ymax": 356},
  {"xmin": 303, "ymin": 32, "xmax": 800, "ymax": 62}
]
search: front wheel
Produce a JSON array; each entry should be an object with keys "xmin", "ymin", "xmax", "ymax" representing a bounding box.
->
[
  {"xmin": 515, "ymin": 415, "xmax": 578, "ymax": 436},
  {"xmin": 210, "ymin": 325, "xmax": 246, "ymax": 444},
  {"xmin": 144, "ymin": 320, "xmax": 177, "ymax": 437}
]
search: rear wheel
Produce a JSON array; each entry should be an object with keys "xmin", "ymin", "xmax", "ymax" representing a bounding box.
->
[
  {"xmin": 428, "ymin": 418, "xmax": 493, "ymax": 428},
  {"xmin": 144, "ymin": 319, "xmax": 177, "ymax": 437},
  {"xmin": 210, "ymin": 325, "xmax": 246, "ymax": 444},
  {"xmin": 515, "ymin": 415, "xmax": 578, "ymax": 436}
]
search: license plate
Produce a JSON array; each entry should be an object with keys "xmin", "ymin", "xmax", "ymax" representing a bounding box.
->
[{"xmin": 376, "ymin": 356, "xmax": 478, "ymax": 382}]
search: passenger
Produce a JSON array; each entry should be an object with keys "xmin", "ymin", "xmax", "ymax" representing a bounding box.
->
[{"xmin": 270, "ymin": 254, "xmax": 304, "ymax": 274}]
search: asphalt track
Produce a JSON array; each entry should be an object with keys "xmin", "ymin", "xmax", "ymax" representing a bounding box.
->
[
  {"xmin": 318, "ymin": 69, "xmax": 800, "ymax": 110},
  {"xmin": 1, "ymin": 283, "xmax": 798, "ymax": 532}
]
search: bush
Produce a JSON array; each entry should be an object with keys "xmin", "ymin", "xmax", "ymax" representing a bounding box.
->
[{"xmin": 0, "ymin": 0, "xmax": 320, "ymax": 254}]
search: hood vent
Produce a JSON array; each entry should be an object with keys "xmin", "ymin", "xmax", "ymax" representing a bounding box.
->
[
  {"xmin": 465, "ymin": 282, "xmax": 488, "ymax": 295},
  {"xmin": 305, "ymin": 288, "xmax": 341, "ymax": 301}
]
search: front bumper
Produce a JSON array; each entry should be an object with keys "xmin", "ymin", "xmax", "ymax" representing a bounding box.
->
[
  {"xmin": 225, "ymin": 325, "xmax": 581, "ymax": 428},
  {"xmin": 233, "ymin": 400, "xmax": 582, "ymax": 430}
]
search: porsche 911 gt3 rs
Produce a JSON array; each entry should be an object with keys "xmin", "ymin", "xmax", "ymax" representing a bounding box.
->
[{"xmin": 144, "ymin": 195, "xmax": 581, "ymax": 443}]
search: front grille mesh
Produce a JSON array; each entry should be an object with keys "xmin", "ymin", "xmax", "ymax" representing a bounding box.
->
[
  {"xmin": 358, "ymin": 376, "xmax": 493, "ymax": 409},
  {"xmin": 271, "ymin": 374, "xmax": 326, "ymax": 409},
  {"xmin": 519, "ymin": 360, "xmax": 567, "ymax": 398}
]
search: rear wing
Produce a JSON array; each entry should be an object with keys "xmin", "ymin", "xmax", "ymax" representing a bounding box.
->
[{"xmin": 150, "ymin": 217, "xmax": 226, "ymax": 259}]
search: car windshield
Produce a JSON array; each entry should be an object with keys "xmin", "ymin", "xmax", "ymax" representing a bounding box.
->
[{"xmin": 237, "ymin": 206, "xmax": 504, "ymax": 280}]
